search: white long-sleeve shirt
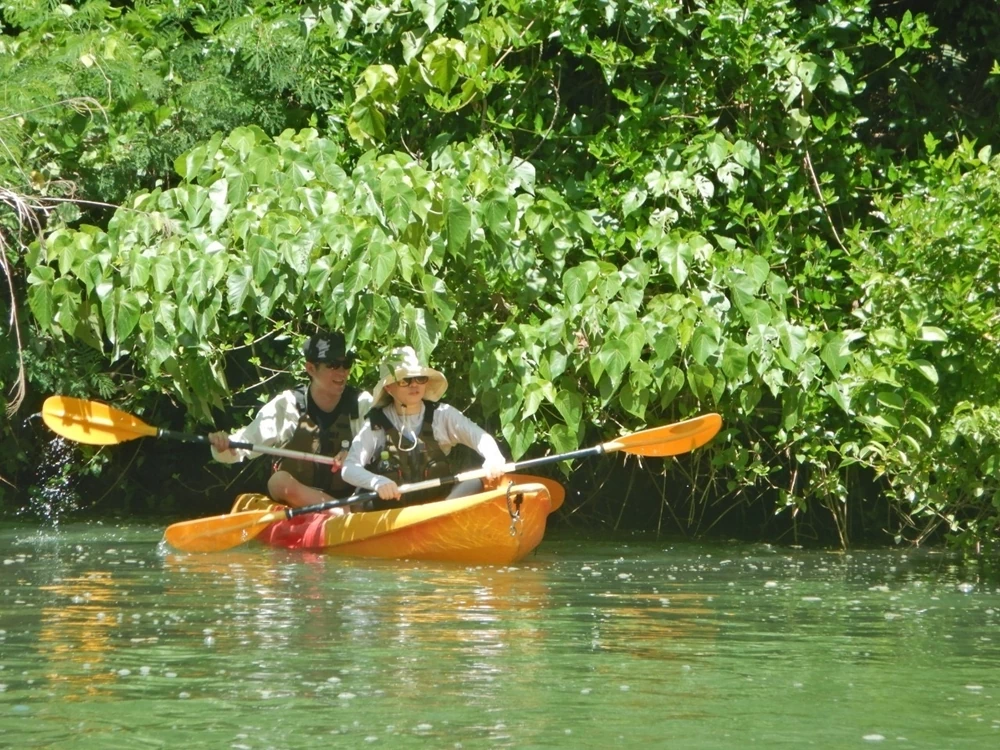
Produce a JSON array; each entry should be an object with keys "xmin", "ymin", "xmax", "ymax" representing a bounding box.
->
[
  {"xmin": 341, "ymin": 402, "xmax": 505, "ymax": 491},
  {"xmin": 211, "ymin": 388, "xmax": 373, "ymax": 463}
]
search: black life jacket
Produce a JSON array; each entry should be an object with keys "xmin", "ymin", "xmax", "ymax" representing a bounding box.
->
[
  {"xmin": 367, "ymin": 401, "xmax": 453, "ymax": 489},
  {"xmin": 276, "ymin": 385, "xmax": 360, "ymax": 498}
]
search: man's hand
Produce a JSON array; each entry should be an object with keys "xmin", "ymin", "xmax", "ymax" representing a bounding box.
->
[
  {"xmin": 208, "ymin": 431, "xmax": 232, "ymax": 453},
  {"xmin": 330, "ymin": 448, "xmax": 348, "ymax": 473}
]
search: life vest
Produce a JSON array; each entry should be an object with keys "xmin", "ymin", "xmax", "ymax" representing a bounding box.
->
[
  {"xmin": 276, "ymin": 385, "xmax": 360, "ymax": 498},
  {"xmin": 367, "ymin": 401, "xmax": 453, "ymax": 503}
]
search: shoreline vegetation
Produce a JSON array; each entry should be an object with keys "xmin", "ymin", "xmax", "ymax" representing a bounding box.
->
[{"xmin": 2, "ymin": 0, "xmax": 999, "ymax": 551}]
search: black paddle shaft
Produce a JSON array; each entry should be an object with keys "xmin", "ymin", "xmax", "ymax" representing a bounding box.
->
[
  {"xmin": 285, "ymin": 490, "xmax": 380, "ymax": 519},
  {"xmin": 281, "ymin": 445, "xmax": 606, "ymax": 519},
  {"xmin": 506, "ymin": 445, "xmax": 604, "ymax": 472},
  {"xmin": 155, "ymin": 432, "xmax": 605, "ymax": 517},
  {"xmin": 157, "ymin": 429, "xmax": 257, "ymax": 451}
]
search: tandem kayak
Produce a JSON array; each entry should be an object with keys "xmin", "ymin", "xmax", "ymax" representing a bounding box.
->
[{"xmin": 228, "ymin": 474, "xmax": 565, "ymax": 565}]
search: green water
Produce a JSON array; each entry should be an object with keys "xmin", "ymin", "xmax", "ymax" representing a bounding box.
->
[{"xmin": 0, "ymin": 522, "xmax": 997, "ymax": 749}]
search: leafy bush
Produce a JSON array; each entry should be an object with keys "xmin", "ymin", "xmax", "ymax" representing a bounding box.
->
[{"xmin": 6, "ymin": 0, "xmax": 1000, "ymax": 547}]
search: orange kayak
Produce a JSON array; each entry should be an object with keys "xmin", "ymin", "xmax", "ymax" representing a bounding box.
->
[{"xmin": 229, "ymin": 474, "xmax": 564, "ymax": 565}]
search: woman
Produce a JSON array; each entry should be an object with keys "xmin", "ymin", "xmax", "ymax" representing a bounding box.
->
[{"xmin": 341, "ymin": 346, "xmax": 506, "ymax": 505}]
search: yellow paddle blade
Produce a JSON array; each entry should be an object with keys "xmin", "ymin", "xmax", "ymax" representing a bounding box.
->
[
  {"xmin": 163, "ymin": 510, "xmax": 284, "ymax": 553},
  {"xmin": 605, "ymin": 413, "xmax": 723, "ymax": 457},
  {"xmin": 42, "ymin": 396, "xmax": 158, "ymax": 445}
]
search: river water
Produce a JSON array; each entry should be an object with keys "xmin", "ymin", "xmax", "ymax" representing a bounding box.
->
[{"xmin": 0, "ymin": 521, "xmax": 997, "ymax": 748}]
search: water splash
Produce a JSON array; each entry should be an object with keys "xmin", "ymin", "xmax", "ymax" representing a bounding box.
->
[{"xmin": 22, "ymin": 432, "xmax": 81, "ymax": 527}]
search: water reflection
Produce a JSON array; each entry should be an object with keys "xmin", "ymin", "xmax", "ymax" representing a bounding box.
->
[
  {"xmin": 3, "ymin": 529, "xmax": 1000, "ymax": 748},
  {"xmin": 583, "ymin": 590, "xmax": 716, "ymax": 657},
  {"xmin": 161, "ymin": 550, "xmax": 555, "ymax": 634},
  {"xmin": 38, "ymin": 571, "xmax": 121, "ymax": 699},
  {"xmin": 157, "ymin": 548, "xmax": 561, "ymax": 712}
]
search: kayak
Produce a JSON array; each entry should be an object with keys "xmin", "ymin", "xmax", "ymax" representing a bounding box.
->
[{"xmin": 228, "ymin": 474, "xmax": 565, "ymax": 565}]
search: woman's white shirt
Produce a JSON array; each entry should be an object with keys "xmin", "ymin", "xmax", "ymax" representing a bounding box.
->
[{"xmin": 342, "ymin": 402, "xmax": 505, "ymax": 491}]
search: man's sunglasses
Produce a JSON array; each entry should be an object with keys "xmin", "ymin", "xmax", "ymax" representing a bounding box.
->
[
  {"xmin": 396, "ymin": 376, "xmax": 429, "ymax": 387},
  {"xmin": 321, "ymin": 358, "xmax": 354, "ymax": 370}
]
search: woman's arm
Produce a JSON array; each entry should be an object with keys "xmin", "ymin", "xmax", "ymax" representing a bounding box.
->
[
  {"xmin": 341, "ymin": 422, "xmax": 393, "ymax": 491},
  {"xmin": 434, "ymin": 404, "xmax": 507, "ymax": 473}
]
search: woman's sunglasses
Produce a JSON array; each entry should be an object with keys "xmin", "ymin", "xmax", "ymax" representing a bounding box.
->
[{"xmin": 396, "ymin": 376, "xmax": 429, "ymax": 387}]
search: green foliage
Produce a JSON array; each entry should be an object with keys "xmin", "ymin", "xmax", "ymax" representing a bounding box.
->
[
  {"xmin": 23, "ymin": 126, "xmax": 556, "ymax": 423},
  {"xmin": 7, "ymin": 0, "xmax": 1000, "ymax": 548},
  {"xmin": 0, "ymin": 0, "xmax": 343, "ymax": 205},
  {"xmin": 841, "ymin": 142, "xmax": 1000, "ymax": 550}
]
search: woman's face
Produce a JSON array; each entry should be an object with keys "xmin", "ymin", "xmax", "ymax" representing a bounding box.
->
[{"xmin": 385, "ymin": 377, "xmax": 427, "ymax": 411}]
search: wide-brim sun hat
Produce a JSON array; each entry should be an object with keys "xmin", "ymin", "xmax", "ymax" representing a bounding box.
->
[{"xmin": 372, "ymin": 346, "xmax": 448, "ymax": 408}]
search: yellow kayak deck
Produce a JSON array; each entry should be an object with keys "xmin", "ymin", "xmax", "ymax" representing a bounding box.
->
[{"xmin": 231, "ymin": 474, "xmax": 564, "ymax": 565}]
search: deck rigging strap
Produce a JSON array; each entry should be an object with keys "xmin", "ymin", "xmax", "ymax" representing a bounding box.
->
[{"xmin": 505, "ymin": 481, "xmax": 523, "ymax": 536}]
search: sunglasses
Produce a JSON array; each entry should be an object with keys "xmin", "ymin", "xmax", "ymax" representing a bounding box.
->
[
  {"xmin": 396, "ymin": 376, "xmax": 429, "ymax": 387},
  {"xmin": 321, "ymin": 358, "xmax": 354, "ymax": 370}
]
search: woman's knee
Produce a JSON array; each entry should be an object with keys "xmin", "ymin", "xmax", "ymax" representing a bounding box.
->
[{"xmin": 445, "ymin": 479, "xmax": 485, "ymax": 500}]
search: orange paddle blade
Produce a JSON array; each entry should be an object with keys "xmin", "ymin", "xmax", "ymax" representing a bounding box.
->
[
  {"xmin": 163, "ymin": 510, "xmax": 284, "ymax": 553},
  {"xmin": 42, "ymin": 396, "xmax": 158, "ymax": 445},
  {"xmin": 604, "ymin": 413, "xmax": 722, "ymax": 457}
]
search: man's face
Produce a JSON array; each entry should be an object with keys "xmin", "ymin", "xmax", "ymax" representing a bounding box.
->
[{"xmin": 307, "ymin": 359, "xmax": 351, "ymax": 395}]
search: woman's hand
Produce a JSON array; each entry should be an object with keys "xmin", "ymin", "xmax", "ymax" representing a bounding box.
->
[
  {"xmin": 375, "ymin": 480, "xmax": 401, "ymax": 501},
  {"xmin": 480, "ymin": 459, "xmax": 506, "ymax": 490}
]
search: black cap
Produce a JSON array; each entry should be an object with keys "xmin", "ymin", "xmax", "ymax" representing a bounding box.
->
[{"xmin": 303, "ymin": 331, "xmax": 354, "ymax": 364}]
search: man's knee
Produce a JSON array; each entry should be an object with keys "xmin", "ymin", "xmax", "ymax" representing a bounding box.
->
[{"xmin": 268, "ymin": 471, "xmax": 296, "ymax": 498}]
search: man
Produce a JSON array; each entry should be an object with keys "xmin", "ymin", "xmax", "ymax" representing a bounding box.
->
[{"xmin": 209, "ymin": 330, "xmax": 372, "ymax": 510}]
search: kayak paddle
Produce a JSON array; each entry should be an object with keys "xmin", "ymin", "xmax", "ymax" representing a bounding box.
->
[
  {"xmin": 41, "ymin": 395, "xmax": 342, "ymax": 466},
  {"xmin": 162, "ymin": 412, "xmax": 724, "ymax": 553}
]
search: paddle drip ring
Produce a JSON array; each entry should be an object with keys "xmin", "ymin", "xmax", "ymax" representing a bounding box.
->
[{"xmin": 505, "ymin": 481, "xmax": 523, "ymax": 536}]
